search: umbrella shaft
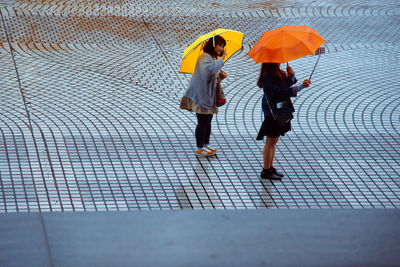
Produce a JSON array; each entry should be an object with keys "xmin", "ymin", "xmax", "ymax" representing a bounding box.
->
[{"xmin": 309, "ymin": 53, "xmax": 321, "ymax": 80}]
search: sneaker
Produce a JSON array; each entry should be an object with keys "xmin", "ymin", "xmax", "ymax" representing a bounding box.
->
[
  {"xmin": 195, "ymin": 147, "xmax": 215, "ymax": 157},
  {"xmin": 204, "ymin": 145, "xmax": 218, "ymax": 153}
]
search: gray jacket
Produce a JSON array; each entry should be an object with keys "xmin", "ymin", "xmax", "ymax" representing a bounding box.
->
[{"xmin": 184, "ymin": 53, "xmax": 224, "ymax": 110}]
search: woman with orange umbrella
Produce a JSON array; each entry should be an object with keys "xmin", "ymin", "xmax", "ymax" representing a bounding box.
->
[
  {"xmin": 248, "ymin": 25, "xmax": 325, "ymax": 180},
  {"xmin": 256, "ymin": 63, "xmax": 310, "ymax": 180}
]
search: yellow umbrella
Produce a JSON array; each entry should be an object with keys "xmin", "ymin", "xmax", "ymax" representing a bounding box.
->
[{"xmin": 180, "ymin": 28, "xmax": 244, "ymax": 74}]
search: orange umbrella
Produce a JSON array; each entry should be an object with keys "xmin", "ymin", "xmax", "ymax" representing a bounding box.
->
[{"xmin": 247, "ymin": 25, "xmax": 326, "ymax": 63}]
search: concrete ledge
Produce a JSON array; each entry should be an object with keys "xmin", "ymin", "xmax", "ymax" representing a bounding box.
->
[{"xmin": 1, "ymin": 209, "xmax": 399, "ymax": 266}]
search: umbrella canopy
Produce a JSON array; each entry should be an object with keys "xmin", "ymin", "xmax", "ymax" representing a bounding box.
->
[
  {"xmin": 180, "ymin": 28, "xmax": 244, "ymax": 73},
  {"xmin": 247, "ymin": 25, "xmax": 326, "ymax": 63}
]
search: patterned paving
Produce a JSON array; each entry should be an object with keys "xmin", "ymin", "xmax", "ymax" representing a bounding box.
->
[{"xmin": 0, "ymin": 0, "xmax": 399, "ymax": 212}]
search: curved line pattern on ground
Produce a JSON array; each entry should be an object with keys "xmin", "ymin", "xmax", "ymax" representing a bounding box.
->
[{"xmin": 0, "ymin": 0, "xmax": 399, "ymax": 211}]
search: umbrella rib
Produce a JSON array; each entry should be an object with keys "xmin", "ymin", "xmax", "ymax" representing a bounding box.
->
[
  {"xmin": 280, "ymin": 34, "xmax": 285, "ymax": 62},
  {"xmin": 183, "ymin": 30, "xmax": 244, "ymax": 59},
  {"xmin": 285, "ymin": 30, "xmax": 325, "ymax": 53},
  {"xmin": 183, "ymin": 42, "xmax": 202, "ymax": 59}
]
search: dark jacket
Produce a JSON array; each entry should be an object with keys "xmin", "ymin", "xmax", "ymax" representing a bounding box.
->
[{"xmin": 261, "ymin": 73, "xmax": 299, "ymax": 118}]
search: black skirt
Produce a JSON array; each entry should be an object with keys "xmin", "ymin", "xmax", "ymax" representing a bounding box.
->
[{"xmin": 256, "ymin": 116, "xmax": 291, "ymax": 140}]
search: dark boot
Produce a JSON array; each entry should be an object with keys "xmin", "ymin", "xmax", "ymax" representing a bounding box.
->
[
  {"xmin": 261, "ymin": 168, "xmax": 282, "ymax": 180},
  {"xmin": 271, "ymin": 167, "xmax": 284, "ymax": 177}
]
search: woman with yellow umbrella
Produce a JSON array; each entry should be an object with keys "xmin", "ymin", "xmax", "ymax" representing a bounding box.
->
[
  {"xmin": 181, "ymin": 35, "xmax": 227, "ymax": 157},
  {"xmin": 180, "ymin": 28, "xmax": 244, "ymax": 157}
]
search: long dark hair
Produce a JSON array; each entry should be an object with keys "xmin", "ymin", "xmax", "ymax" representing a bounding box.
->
[
  {"xmin": 257, "ymin": 63, "xmax": 288, "ymax": 88},
  {"xmin": 203, "ymin": 35, "xmax": 226, "ymax": 58}
]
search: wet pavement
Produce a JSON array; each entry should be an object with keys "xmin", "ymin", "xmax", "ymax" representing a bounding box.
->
[
  {"xmin": 0, "ymin": 0, "xmax": 400, "ymax": 265},
  {"xmin": 1, "ymin": 0, "xmax": 399, "ymax": 212}
]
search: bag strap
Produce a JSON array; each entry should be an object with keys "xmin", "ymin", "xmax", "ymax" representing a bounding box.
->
[{"xmin": 264, "ymin": 92, "xmax": 277, "ymax": 121}]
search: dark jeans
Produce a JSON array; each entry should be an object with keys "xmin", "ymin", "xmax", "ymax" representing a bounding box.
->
[{"xmin": 195, "ymin": 113, "xmax": 213, "ymax": 148}]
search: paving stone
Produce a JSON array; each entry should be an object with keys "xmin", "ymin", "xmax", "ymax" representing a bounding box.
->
[{"xmin": 0, "ymin": 0, "xmax": 399, "ymax": 212}]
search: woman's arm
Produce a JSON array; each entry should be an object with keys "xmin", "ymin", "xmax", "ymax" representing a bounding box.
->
[
  {"xmin": 290, "ymin": 80, "xmax": 311, "ymax": 96},
  {"xmin": 201, "ymin": 54, "xmax": 224, "ymax": 77},
  {"xmin": 264, "ymin": 75, "xmax": 310, "ymax": 99}
]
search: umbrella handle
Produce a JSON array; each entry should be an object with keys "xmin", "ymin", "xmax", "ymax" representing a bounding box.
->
[{"xmin": 309, "ymin": 52, "xmax": 321, "ymax": 80}]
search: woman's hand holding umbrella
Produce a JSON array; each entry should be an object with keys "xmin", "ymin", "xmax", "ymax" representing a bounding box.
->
[
  {"xmin": 286, "ymin": 65, "xmax": 295, "ymax": 76},
  {"xmin": 221, "ymin": 48, "xmax": 227, "ymax": 60}
]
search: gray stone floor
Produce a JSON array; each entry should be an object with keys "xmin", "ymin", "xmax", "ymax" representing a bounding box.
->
[
  {"xmin": 1, "ymin": 209, "xmax": 400, "ymax": 266},
  {"xmin": 1, "ymin": 1, "xmax": 400, "ymax": 266},
  {"xmin": 0, "ymin": 0, "xmax": 399, "ymax": 212}
]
